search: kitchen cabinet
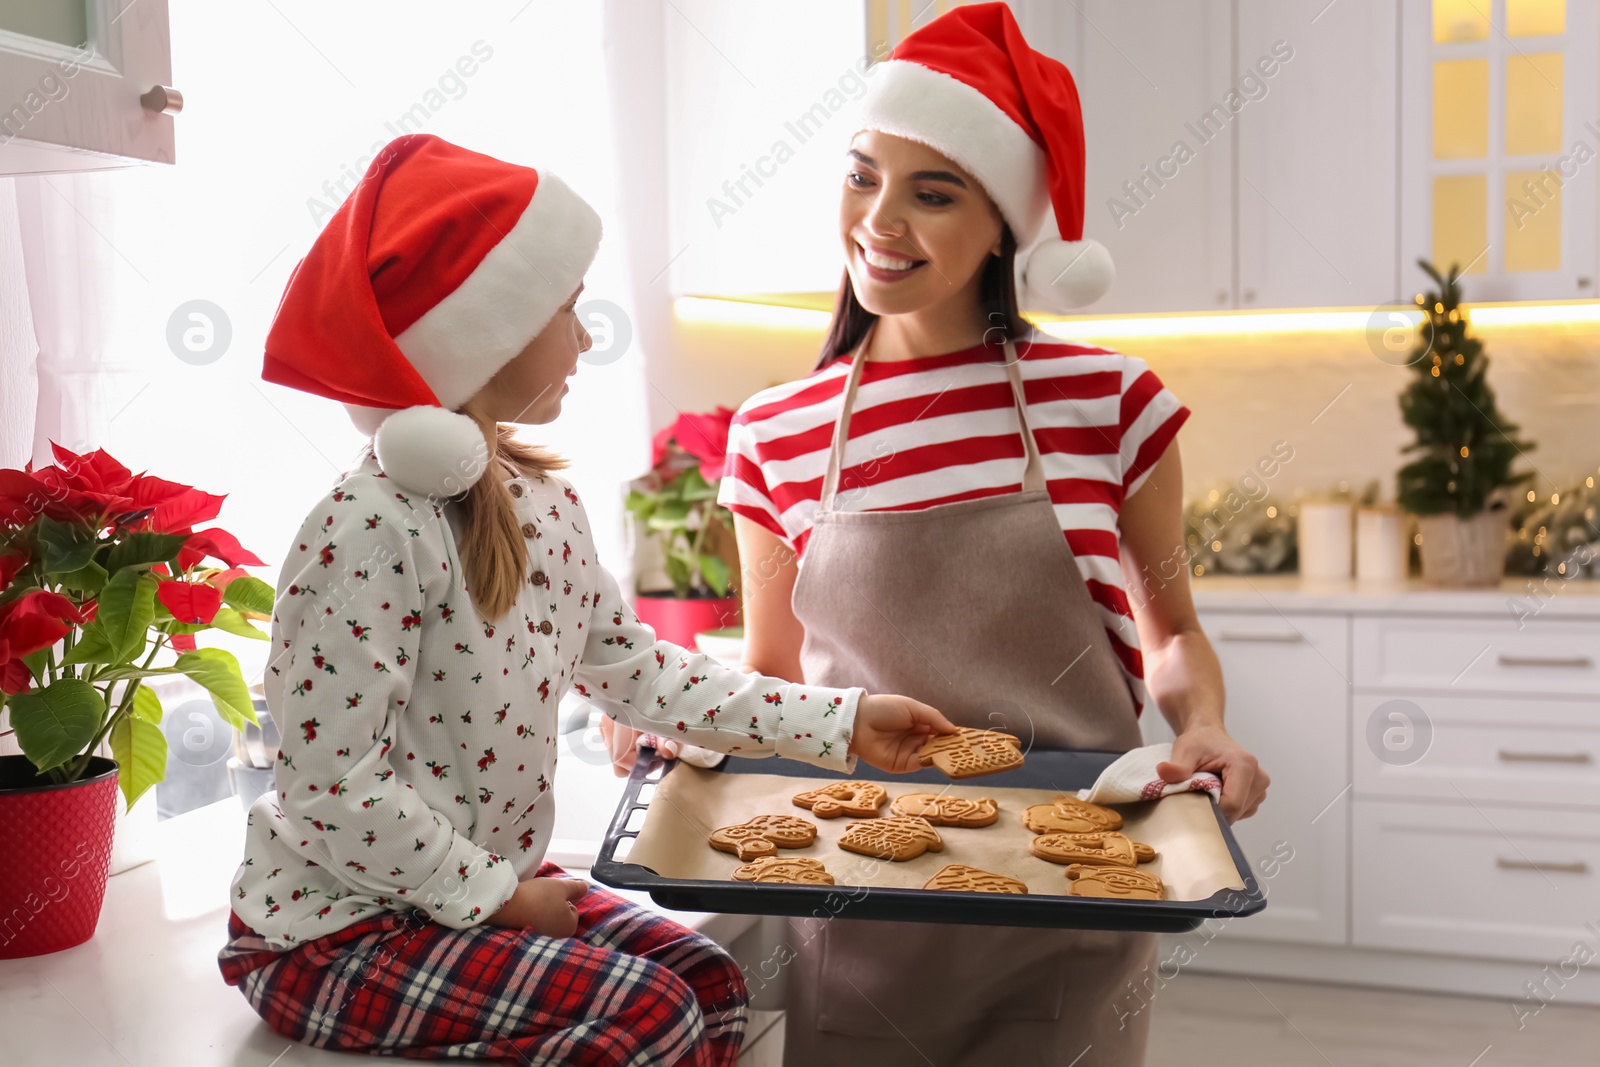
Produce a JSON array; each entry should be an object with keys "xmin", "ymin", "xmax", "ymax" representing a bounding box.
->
[
  {"xmin": 0, "ymin": 0, "xmax": 178, "ymax": 175},
  {"xmin": 1144, "ymin": 611, "xmax": 1351, "ymax": 945},
  {"xmin": 1398, "ymin": 0, "xmax": 1600, "ymax": 301},
  {"xmin": 1235, "ymin": 0, "xmax": 1399, "ymax": 309}
]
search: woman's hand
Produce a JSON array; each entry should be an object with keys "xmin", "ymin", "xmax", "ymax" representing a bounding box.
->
[
  {"xmin": 1157, "ymin": 723, "xmax": 1268, "ymax": 824},
  {"xmin": 484, "ymin": 875, "xmax": 589, "ymax": 937},
  {"xmin": 848, "ymin": 694, "xmax": 960, "ymax": 773}
]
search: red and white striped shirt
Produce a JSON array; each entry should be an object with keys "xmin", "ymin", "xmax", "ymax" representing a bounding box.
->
[{"xmin": 715, "ymin": 339, "xmax": 1190, "ymax": 717}]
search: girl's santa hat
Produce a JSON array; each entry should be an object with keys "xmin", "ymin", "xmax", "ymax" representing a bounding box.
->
[
  {"xmin": 855, "ymin": 2, "xmax": 1111, "ymax": 312},
  {"xmin": 262, "ymin": 134, "xmax": 601, "ymax": 499}
]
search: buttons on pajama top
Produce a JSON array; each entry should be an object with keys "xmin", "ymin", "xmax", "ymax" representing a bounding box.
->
[
  {"xmin": 521, "ymin": 522, "xmax": 538, "ymax": 538},
  {"xmin": 539, "ymin": 620, "xmax": 553, "ymax": 635},
  {"xmin": 531, "ymin": 570, "xmax": 547, "ymax": 585},
  {"xmin": 509, "ymin": 482, "xmax": 524, "ymax": 497}
]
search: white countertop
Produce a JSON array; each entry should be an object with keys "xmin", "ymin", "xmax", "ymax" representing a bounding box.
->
[
  {"xmin": 0, "ymin": 791, "xmax": 755, "ymax": 1066},
  {"xmin": 1190, "ymin": 573, "xmax": 1600, "ymax": 618}
]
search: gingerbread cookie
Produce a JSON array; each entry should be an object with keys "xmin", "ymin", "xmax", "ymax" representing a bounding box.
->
[
  {"xmin": 837, "ymin": 815, "xmax": 944, "ymax": 861},
  {"xmin": 732, "ymin": 856, "xmax": 836, "ymax": 884},
  {"xmin": 889, "ymin": 792, "xmax": 1000, "ymax": 828},
  {"xmin": 1065, "ymin": 864, "xmax": 1164, "ymax": 900},
  {"xmin": 922, "ymin": 864, "xmax": 1029, "ymax": 895},
  {"xmin": 1028, "ymin": 831, "xmax": 1157, "ymax": 868},
  {"xmin": 792, "ymin": 780, "xmax": 888, "ymax": 819},
  {"xmin": 916, "ymin": 727, "xmax": 1024, "ymax": 779},
  {"xmin": 709, "ymin": 814, "xmax": 818, "ymax": 861},
  {"xmin": 1021, "ymin": 797, "xmax": 1123, "ymax": 835}
]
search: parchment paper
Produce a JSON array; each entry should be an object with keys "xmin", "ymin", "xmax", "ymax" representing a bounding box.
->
[{"xmin": 623, "ymin": 765, "xmax": 1246, "ymax": 902}]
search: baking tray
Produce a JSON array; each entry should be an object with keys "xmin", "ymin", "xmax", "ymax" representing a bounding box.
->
[{"xmin": 590, "ymin": 746, "xmax": 1267, "ymax": 933}]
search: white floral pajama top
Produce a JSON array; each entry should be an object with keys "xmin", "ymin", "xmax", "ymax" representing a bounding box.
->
[{"xmin": 228, "ymin": 455, "xmax": 863, "ymax": 949}]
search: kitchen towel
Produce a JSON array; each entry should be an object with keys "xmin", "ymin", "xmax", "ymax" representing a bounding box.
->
[{"xmin": 1075, "ymin": 742, "xmax": 1222, "ymax": 804}]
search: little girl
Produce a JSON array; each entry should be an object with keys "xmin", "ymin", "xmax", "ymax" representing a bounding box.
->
[{"xmin": 217, "ymin": 133, "xmax": 955, "ymax": 1066}]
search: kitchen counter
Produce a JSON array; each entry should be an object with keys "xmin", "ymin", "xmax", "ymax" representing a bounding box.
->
[{"xmin": 1190, "ymin": 573, "xmax": 1600, "ymax": 618}]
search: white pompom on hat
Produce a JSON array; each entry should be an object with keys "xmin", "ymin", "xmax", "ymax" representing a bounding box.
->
[
  {"xmin": 263, "ymin": 134, "xmax": 602, "ymax": 498},
  {"xmin": 854, "ymin": 2, "xmax": 1112, "ymax": 312}
]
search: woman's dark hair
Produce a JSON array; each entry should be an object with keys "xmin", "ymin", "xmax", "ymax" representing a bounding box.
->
[{"xmin": 813, "ymin": 224, "xmax": 1029, "ymax": 371}]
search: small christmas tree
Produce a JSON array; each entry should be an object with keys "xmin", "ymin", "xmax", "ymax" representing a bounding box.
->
[{"xmin": 1396, "ymin": 259, "xmax": 1535, "ymax": 519}]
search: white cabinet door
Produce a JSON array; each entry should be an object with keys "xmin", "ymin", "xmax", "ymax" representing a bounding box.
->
[
  {"xmin": 1176, "ymin": 611, "xmax": 1352, "ymax": 945},
  {"xmin": 0, "ymin": 0, "xmax": 177, "ymax": 175},
  {"xmin": 1074, "ymin": 0, "xmax": 1234, "ymax": 314},
  {"xmin": 1236, "ymin": 0, "xmax": 1399, "ymax": 309}
]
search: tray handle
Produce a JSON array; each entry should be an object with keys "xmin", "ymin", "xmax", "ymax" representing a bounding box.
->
[{"xmin": 595, "ymin": 745, "xmax": 671, "ymax": 869}]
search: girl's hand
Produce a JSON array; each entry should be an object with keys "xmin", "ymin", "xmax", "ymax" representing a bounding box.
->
[
  {"xmin": 598, "ymin": 715, "xmax": 688, "ymax": 776},
  {"xmin": 484, "ymin": 875, "xmax": 589, "ymax": 937},
  {"xmin": 848, "ymin": 694, "xmax": 960, "ymax": 773}
]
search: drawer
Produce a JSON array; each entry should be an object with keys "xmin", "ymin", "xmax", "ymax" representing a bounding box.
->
[
  {"xmin": 1353, "ymin": 693, "xmax": 1600, "ymax": 807},
  {"xmin": 1352, "ymin": 799, "xmax": 1600, "ymax": 962},
  {"xmin": 1354, "ymin": 616, "xmax": 1600, "ymax": 695}
]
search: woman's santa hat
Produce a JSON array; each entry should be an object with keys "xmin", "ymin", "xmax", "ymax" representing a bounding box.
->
[
  {"xmin": 856, "ymin": 2, "xmax": 1111, "ymax": 311},
  {"xmin": 262, "ymin": 134, "xmax": 601, "ymax": 499}
]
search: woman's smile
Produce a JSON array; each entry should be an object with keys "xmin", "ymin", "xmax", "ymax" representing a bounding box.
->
[{"xmin": 854, "ymin": 239, "xmax": 928, "ymax": 282}]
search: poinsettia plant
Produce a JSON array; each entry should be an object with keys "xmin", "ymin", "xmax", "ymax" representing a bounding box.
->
[
  {"xmin": 0, "ymin": 442, "xmax": 271, "ymax": 807},
  {"xmin": 624, "ymin": 407, "xmax": 738, "ymax": 599}
]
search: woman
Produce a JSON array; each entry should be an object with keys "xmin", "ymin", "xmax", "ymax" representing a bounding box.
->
[
  {"xmin": 217, "ymin": 133, "xmax": 957, "ymax": 1066},
  {"xmin": 714, "ymin": 7, "xmax": 1269, "ymax": 1064}
]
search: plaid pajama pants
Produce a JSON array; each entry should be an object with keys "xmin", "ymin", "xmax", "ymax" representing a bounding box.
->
[{"xmin": 218, "ymin": 861, "xmax": 748, "ymax": 1066}]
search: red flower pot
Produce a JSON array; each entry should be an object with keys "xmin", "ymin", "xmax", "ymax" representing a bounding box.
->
[
  {"xmin": 633, "ymin": 593, "xmax": 741, "ymax": 651},
  {"xmin": 0, "ymin": 755, "xmax": 119, "ymax": 959}
]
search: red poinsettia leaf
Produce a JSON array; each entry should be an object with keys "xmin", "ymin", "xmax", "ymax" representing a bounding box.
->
[
  {"xmin": 152, "ymin": 562, "xmax": 171, "ymax": 576},
  {"xmin": 1, "ymin": 657, "xmax": 34, "ymax": 695},
  {"xmin": 0, "ymin": 549, "xmax": 28, "ymax": 590},
  {"xmin": 206, "ymin": 566, "xmax": 248, "ymax": 591},
  {"xmin": 14, "ymin": 468, "xmax": 109, "ymax": 524},
  {"xmin": 649, "ymin": 420, "xmax": 677, "ymax": 472},
  {"xmin": 0, "ymin": 469, "xmax": 51, "ymax": 527},
  {"xmin": 673, "ymin": 407, "xmax": 735, "ymax": 466},
  {"xmin": 141, "ymin": 483, "xmax": 226, "ymax": 534},
  {"xmin": 0, "ymin": 610, "xmax": 72, "ymax": 659},
  {"xmin": 7, "ymin": 589, "xmax": 92, "ymax": 624},
  {"xmin": 180, "ymin": 527, "xmax": 265, "ymax": 569},
  {"xmin": 167, "ymin": 632, "xmax": 197, "ymax": 654},
  {"xmin": 50, "ymin": 442, "xmax": 134, "ymax": 495},
  {"xmin": 156, "ymin": 579, "xmax": 223, "ymax": 625}
]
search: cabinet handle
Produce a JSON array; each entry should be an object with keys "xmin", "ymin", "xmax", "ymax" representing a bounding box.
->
[
  {"xmin": 1216, "ymin": 290, "xmax": 1229, "ymax": 305},
  {"xmin": 1242, "ymin": 289, "xmax": 1256, "ymax": 303},
  {"xmin": 1498, "ymin": 749, "xmax": 1593, "ymax": 764},
  {"xmin": 1496, "ymin": 654, "xmax": 1594, "ymax": 669},
  {"xmin": 140, "ymin": 86, "xmax": 184, "ymax": 115},
  {"xmin": 1217, "ymin": 631, "xmax": 1305, "ymax": 643},
  {"xmin": 1496, "ymin": 857, "xmax": 1590, "ymax": 875}
]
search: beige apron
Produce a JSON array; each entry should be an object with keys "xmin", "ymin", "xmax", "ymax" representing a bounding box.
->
[{"xmin": 782, "ymin": 334, "xmax": 1159, "ymax": 1066}]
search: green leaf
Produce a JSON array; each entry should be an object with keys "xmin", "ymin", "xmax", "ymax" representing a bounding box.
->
[
  {"xmin": 103, "ymin": 531, "xmax": 189, "ymax": 576},
  {"xmin": 174, "ymin": 647, "xmax": 258, "ymax": 731},
  {"xmin": 35, "ymin": 515, "xmax": 100, "ymax": 574},
  {"xmin": 93, "ymin": 665, "xmax": 179, "ymax": 684},
  {"xmin": 110, "ymin": 714, "xmax": 167, "ymax": 810},
  {"xmin": 7, "ymin": 679, "xmax": 107, "ymax": 771},
  {"xmin": 220, "ymin": 574, "xmax": 274, "ymax": 616},
  {"xmin": 64, "ymin": 567, "xmax": 159, "ymax": 665},
  {"xmin": 679, "ymin": 467, "xmax": 718, "ymax": 501},
  {"xmin": 699, "ymin": 553, "xmax": 730, "ymax": 596},
  {"xmin": 206, "ymin": 605, "xmax": 269, "ymax": 640},
  {"xmin": 646, "ymin": 499, "xmax": 691, "ymax": 531},
  {"xmin": 130, "ymin": 684, "xmax": 163, "ymax": 725},
  {"xmin": 55, "ymin": 560, "xmax": 108, "ymax": 596}
]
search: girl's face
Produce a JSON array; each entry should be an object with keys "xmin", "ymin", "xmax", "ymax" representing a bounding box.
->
[
  {"xmin": 839, "ymin": 130, "xmax": 1004, "ymax": 318},
  {"xmin": 473, "ymin": 285, "xmax": 591, "ymax": 425}
]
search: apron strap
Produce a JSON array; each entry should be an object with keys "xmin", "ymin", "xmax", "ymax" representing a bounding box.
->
[{"xmin": 819, "ymin": 328, "xmax": 1047, "ymax": 510}]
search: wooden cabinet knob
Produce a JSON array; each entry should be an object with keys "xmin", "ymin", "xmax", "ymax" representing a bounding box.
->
[{"xmin": 140, "ymin": 86, "xmax": 183, "ymax": 115}]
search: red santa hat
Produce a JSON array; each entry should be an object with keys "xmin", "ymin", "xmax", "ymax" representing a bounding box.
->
[
  {"xmin": 855, "ymin": 2, "xmax": 1111, "ymax": 312},
  {"xmin": 262, "ymin": 133, "xmax": 601, "ymax": 498}
]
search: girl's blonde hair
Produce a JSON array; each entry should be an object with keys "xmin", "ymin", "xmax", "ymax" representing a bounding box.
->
[{"xmin": 364, "ymin": 405, "xmax": 569, "ymax": 622}]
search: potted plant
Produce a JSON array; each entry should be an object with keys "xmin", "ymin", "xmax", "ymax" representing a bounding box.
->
[
  {"xmin": 623, "ymin": 407, "xmax": 741, "ymax": 648},
  {"xmin": 0, "ymin": 442, "xmax": 271, "ymax": 958},
  {"xmin": 1396, "ymin": 260, "xmax": 1536, "ymax": 586}
]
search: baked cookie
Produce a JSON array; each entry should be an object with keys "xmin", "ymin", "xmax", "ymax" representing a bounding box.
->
[
  {"xmin": 889, "ymin": 792, "xmax": 1000, "ymax": 828},
  {"xmin": 916, "ymin": 727, "xmax": 1024, "ymax": 779},
  {"xmin": 709, "ymin": 814, "xmax": 818, "ymax": 861},
  {"xmin": 792, "ymin": 780, "xmax": 888, "ymax": 819},
  {"xmin": 1065, "ymin": 864, "xmax": 1165, "ymax": 901},
  {"xmin": 1021, "ymin": 797, "xmax": 1124, "ymax": 835},
  {"xmin": 732, "ymin": 856, "xmax": 836, "ymax": 884},
  {"xmin": 837, "ymin": 815, "xmax": 944, "ymax": 861},
  {"xmin": 1028, "ymin": 831, "xmax": 1158, "ymax": 868},
  {"xmin": 922, "ymin": 864, "xmax": 1029, "ymax": 894}
]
